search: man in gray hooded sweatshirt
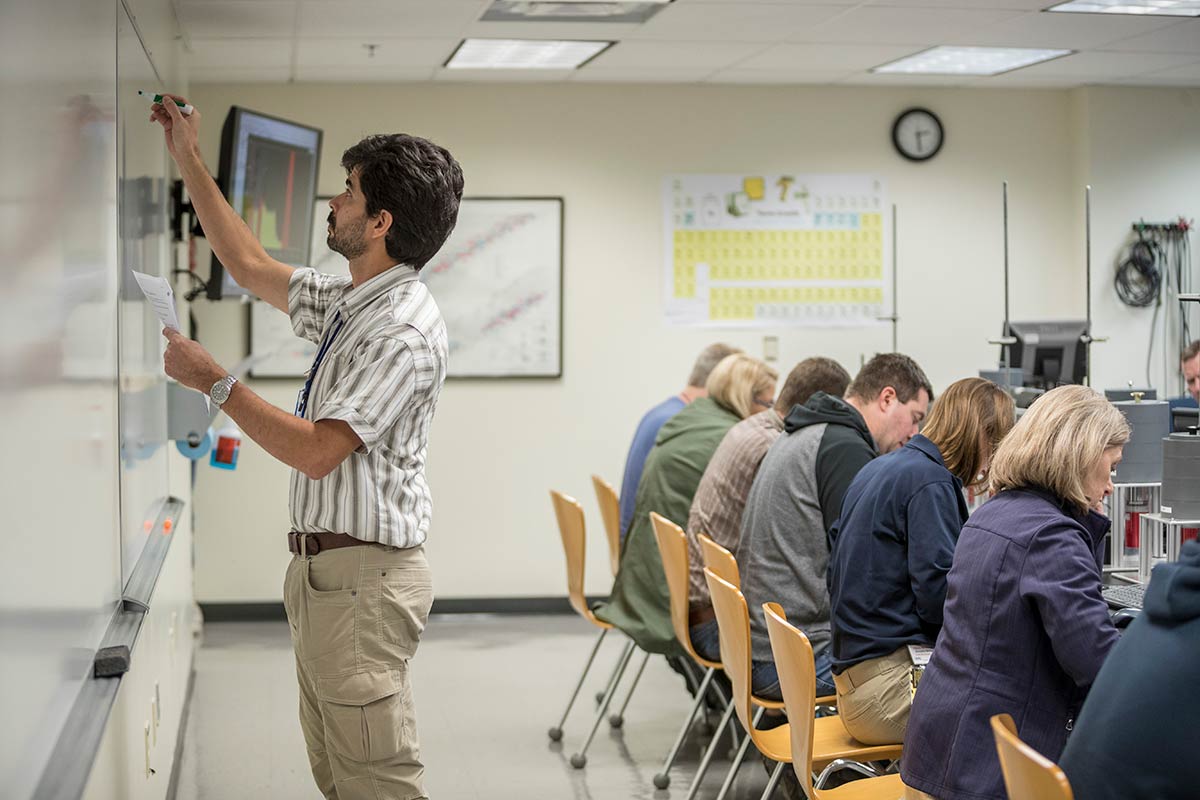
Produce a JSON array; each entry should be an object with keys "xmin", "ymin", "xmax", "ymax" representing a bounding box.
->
[{"xmin": 737, "ymin": 353, "xmax": 932, "ymax": 699}]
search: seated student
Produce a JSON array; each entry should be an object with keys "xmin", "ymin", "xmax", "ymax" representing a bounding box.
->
[
  {"xmin": 901, "ymin": 385, "xmax": 1128, "ymax": 800},
  {"xmin": 596, "ymin": 353, "xmax": 778, "ymax": 656},
  {"xmin": 1059, "ymin": 539, "xmax": 1200, "ymax": 800},
  {"xmin": 828, "ymin": 377, "xmax": 1014, "ymax": 746},
  {"xmin": 1175, "ymin": 339, "xmax": 1199, "ymax": 408},
  {"xmin": 617, "ymin": 343, "xmax": 742, "ymax": 540},
  {"xmin": 685, "ymin": 357, "xmax": 851, "ymax": 663},
  {"xmin": 738, "ymin": 353, "xmax": 932, "ymax": 700}
]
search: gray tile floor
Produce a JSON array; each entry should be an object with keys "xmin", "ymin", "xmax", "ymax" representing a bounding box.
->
[{"xmin": 175, "ymin": 615, "xmax": 774, "ymax": 800}]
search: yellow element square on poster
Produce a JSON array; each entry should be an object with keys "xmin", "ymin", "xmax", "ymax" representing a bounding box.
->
[{"xmin": 743, "ymin": 177, "xmax": 765, "ymax": 201}]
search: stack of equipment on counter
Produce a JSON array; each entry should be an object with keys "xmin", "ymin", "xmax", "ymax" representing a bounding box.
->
[
  {"xmin": 1161, "ymin": 428, "xmax": 1200, "ymax": 520},
  {"xmin": 1111, "ymin": 395, "xmax": 1170, "ymax": 483}
]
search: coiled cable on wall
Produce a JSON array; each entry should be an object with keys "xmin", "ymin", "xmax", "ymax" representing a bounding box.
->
[{"xmin": 1114, "ymin": 236, "xmax": 1161, "ymax": 308}]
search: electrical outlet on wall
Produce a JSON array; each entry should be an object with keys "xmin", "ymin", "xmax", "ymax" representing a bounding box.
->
[{"xmin": 763, "ymin": 336, "xmax": 779, "ymax": 363}]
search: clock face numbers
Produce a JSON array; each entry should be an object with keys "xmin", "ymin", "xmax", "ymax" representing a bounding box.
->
[{"xmin": 892, "ymin": 108, "xmax": 944, "ymax": 162}]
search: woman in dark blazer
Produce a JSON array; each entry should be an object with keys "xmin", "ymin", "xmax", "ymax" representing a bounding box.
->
[{"xmin": 900, "ymin": 385, "xmax": 1130, "ymax": 800}]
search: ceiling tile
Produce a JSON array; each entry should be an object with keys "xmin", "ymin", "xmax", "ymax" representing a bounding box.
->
[
  {"xmin": 1011, "ymin": 50, "xmax": 1200, "ymax": 78},
  {"xmin": 292, "ymin": 65, "xmax": 438, "ymax": 81},
  {"xmin": 787, "ymin": 7, "xmax": 1027, "ymax": 45},
  {"xmin": 736, "ymin": 43, "xmax": 920, "ymax": 71},
  {"xmin": 588, "ymin": 40, "xmax": 767, "ymax": 68},
  {"xmin": 1139, "ymin": 60, "xmax": 1200, "ymax": 80},
  {"xmin": 680, "ymin": 0, "xmax": 862, "ymax": 6},
  {"xmin": 189, "ymin": 66, "xmax": 294, "ymax": 82},
  {"xmin": 1101, "ymin": 20, "xmax": 1200, "ymax": 54},
  {"xmin": 955, "ymin": 10, "xmax": 1177, "ymax": 50},
  {"xmin": 627, "ymin": 3, "xmax": 848, "ymax": 43},
  {"xmin": 297, "ymin": 1, "xmax": 483, "ymax": 37},
  {"xmin": 186, "ymin": 38, "xmax": 292, "ymax": 68},
  {"xmin": 705, "ymin": 68, "xmax": 854, "ymax": 84},
  {"xmin": 294, "ymin": 38, "xmax": 458, "ymax": 67},
  {"xmin": 177, "ymin": 2, "xmax": 297, "ymax": 39},
  {"xmin": 570, "ymin": 66, "xmax": 718, "ymax": 82}
]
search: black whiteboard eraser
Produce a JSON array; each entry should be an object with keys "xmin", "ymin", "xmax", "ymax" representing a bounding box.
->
[{"xmin": 94, "ymin": 645, "xmax": 131, "ymax": 678}]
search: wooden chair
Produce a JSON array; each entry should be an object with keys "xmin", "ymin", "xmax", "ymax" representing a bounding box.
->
[
  {"xmin": 765, "ymin": 602, "xmax": 905, "ymax": 798},
  {"xmin": 991, "ymin": 714, "xmax": 1075, "ymax": 800},
  {"xmin": 699, "ymin": 531, "xmax": 740, "ymax": 588},
  {"xmin": 650, "ymin": 513, "xmax": 733, "ymax": 790},
  {"xmin": 548, "ymin": 490, "xmax": 645, "ymax": 769},
  {"xmin": 591, "ymin": 475, "xmax": 623, "ymax": 578}
]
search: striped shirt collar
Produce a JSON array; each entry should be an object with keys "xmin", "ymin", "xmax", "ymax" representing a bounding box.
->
[{"xmin": 337, "ymin": 263, "xmax": 419, "ymax": 318}]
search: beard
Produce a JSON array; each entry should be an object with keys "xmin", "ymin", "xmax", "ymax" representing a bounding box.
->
[{"xmin": 327, "ymin": 212, "xmax": 368, "ymax": 260}]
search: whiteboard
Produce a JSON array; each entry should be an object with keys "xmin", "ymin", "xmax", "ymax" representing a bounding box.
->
[
  {"xmin": 664, "ymin": 174, "xmax": 889, "ymax": 328},
  {"xmin": 248, "ymin": 197, "xmax": 348, "ymax": 378},
  {"xmin": 424, "ymin": 197, "xmax": 563, "ymax": 378},
  {"xmin": 249, "ymin": 196, "xmax": 564, "ymax": 379}
]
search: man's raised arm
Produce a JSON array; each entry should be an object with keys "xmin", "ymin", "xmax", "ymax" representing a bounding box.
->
[{"xmin": 151, "ymin": 94, "xmax": 295, "ymax": 313}]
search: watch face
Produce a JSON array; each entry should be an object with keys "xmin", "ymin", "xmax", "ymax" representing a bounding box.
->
[
  {"xmin": 212, "ymin": 378, "xmax": 232, "ymax": 405},
  {"xmin": 892, "ymin": 108, "xmax": 944, "ymax": 162}
]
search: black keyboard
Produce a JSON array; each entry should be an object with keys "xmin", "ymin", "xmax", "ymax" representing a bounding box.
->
[{"xmin": 1102, "ymin": 583, "xmax": 1146, "ymax": 610}]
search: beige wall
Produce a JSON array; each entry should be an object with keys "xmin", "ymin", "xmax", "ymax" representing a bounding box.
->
[{"xmin": 184, "ymin": 81, "xmax": 1193, "ymax": 602}]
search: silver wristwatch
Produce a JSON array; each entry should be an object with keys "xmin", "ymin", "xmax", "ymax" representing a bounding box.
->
[{"xmin": 210, "ymin": 375, "xmax": 238, "ymax": 406}]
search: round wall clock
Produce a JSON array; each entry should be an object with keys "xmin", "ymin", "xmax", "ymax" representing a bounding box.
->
[{"xmin": 892, "ymin": 108, "xmax": 944, "ymax": 162}]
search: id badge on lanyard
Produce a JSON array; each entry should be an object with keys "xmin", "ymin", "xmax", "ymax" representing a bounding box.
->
[{"xmin": 295, "ymin": 312, "xmax": 346, "ymax": 418}]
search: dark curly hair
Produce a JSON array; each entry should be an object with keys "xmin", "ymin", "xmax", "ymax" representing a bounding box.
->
[{"xmin": 340, "ymin": 134, "xmax": 464, "ymax": 269}]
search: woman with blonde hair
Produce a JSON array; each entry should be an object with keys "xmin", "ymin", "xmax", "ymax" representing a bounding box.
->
[
  {"xmin": 827, "ymin": 377, "xmax": 1015, "ymax": 745},
  {"xmin": 596, "ymin": 353, "xmax": 777, "ymax": 657},
  {"xmin": 901, "ymin": 385, "xmax": 1130, "ymax": 800}
]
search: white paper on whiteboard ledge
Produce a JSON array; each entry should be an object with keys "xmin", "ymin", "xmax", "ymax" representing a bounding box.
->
[{"xmin": 131, "ymin": 270, "xmax": 181, "ymax": 331}]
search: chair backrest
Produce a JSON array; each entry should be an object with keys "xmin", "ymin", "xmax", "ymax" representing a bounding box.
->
[
  {"xmin": 550, "ymin": 490, "xmax": 597, "ymax": 624},
  {"xmin": 591, "ymin": 475, "xmax": 622, "ymax": 578},
  {"xmin": 704, "ymin": 567, "xmax": 758, "ymax": 738},
  {"xmin": 651, "ymin": 512, "xmax": 718, "ymax": 668},
  {"xmin": 764, "ymin": 602, "xmax": 817, "ymax": 797},
  {"xmin": 990, "ymin": 714, "xmax": 1075, "ymax": 800},
  {"xmin": 698, "ymin": 532, "xmax": 740, "ymax": 589}
]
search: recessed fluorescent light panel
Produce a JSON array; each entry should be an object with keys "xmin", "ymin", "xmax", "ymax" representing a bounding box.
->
[
  {"xmin": 483, "ymin": 1, "xmax": 672, "ymax": 24},
  {"xmin": 446, "ymin": 39, "xmax": 613, "ymax": 69},
  {"xmin": 1046, "ymin": 1, "xmax": 1200, "ymax": 16},
  {"xmin": 872, "ymin": 46, "xmax": 1073, "ymax": 76}
]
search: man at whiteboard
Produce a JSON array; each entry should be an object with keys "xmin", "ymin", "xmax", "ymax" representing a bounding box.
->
[{"xmin": 151, "ymin": 95, "xmax": 461, "ymax": 800}]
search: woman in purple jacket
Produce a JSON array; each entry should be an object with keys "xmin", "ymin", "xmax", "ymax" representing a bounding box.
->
[{"xmin": 900, "ymin": 385, "xmax": 1130, "ymax": 800}]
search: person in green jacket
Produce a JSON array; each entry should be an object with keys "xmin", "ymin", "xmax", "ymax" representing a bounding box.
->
[{"xmin": 596, "ymin": 353, "xmax": 778, "ymax": 656}]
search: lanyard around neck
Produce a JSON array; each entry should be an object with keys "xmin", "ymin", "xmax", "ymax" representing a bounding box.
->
[{"xmin": 294, "ymin": 312, "xmax": 346, "ymax": 418}]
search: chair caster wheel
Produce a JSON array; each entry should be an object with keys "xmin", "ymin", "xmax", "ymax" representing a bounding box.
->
[
  {"xmin": 547, "ymin": 727, "xmax": 563, "ymax": 741},
  {"xmin": 608, "ymin": 714, "xmax": 624, "ymax": 728},
  {"xmin": 570, "ymin": 753, "xmax": 587, "ymax": 769},
  {"xmin": 653, "ymin": 773, "xmax": 671, "ymax": 789}
]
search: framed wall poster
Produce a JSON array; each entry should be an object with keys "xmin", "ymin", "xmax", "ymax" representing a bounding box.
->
[
  {"xmin": 249, "ymin": 196, "xmax": 564, "ymax": 379},
  {"xmin": 423, "ymin": 197, "xmax": 563, "ymax": 379},
  {"xmin": 248, "ymin": 197, "xmax": 348, "ymax": 378}
]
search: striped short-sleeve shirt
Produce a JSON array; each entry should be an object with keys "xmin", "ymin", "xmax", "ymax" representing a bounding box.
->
[{"xmin": 287, "ymin": 264, "xmax": 447, "ymax": 549}]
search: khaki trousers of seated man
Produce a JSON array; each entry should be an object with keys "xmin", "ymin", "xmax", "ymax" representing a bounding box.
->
[
  {"xmin": 831, "ymin": 647, "xmax": 912, "ymax": 746},
  {"xmin": 284, "ymin": 541, "xmax": 434, "ymax": 800}
]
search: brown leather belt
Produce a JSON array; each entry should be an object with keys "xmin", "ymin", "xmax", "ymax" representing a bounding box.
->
[
  {"xmin": 288, "ymin": 531, "xmax": 368, "ymax": 556},
  {"xmin": 689, "ymin": 604, "xmax": 717, "ymax": 627}
]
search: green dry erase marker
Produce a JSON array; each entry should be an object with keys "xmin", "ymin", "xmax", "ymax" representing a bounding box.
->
[{"xmin": 139, "ymin": 90, "xmax": 194, "ymax": 116}]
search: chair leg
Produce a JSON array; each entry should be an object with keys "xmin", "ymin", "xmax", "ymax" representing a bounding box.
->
[
  {"xmin": 652, "ymin": 667, "xmax": 715, "ymax": 789},
  {"xmin": 609, "ymin": 649, "xmax": 651, "ymax": 728},
  {"xmin": 683, "ymin": 697, "xmax": 738, "ymax": 800},
  {"xmin": 548, "ymin": 627, "xmax": 609, "ymax": 742},
  {"xmin": 813, "ymin": 758, "xmax": 885, "ymax": 789},
  {"xmin": 570, "ymin": 640, "xmax": 635, "ymax": 769},
  {"xmin": 712, "ymin": 706, "xmax": 766, "ymax": 800},
  {"xmin": 759, "ymin": 760, "xmax": 786, "ymax": 800}
]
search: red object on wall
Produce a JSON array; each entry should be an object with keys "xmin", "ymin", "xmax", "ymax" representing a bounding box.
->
[{"xmin": 1125, "ymin": 512, "xmax": 1141, "ymax": 548}]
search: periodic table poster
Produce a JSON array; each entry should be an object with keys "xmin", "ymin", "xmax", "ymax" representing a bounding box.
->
[{"xmin": 664, "ymin": 174, "xmax": 889, "ymax": 328}]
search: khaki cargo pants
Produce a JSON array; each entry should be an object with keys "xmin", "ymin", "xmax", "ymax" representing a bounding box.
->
[
  {"xmin": 832, "ymin": 647, "xmax": 913, "ymax": 746},
  {"xmin": 284, "ymin": 542, "xmax": 434, "ymax": 800}
]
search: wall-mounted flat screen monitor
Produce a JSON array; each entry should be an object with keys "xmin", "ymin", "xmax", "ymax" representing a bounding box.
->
[{"xmin": 209, "ymin": 106, "xmax": 322, "ymax": 299}]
